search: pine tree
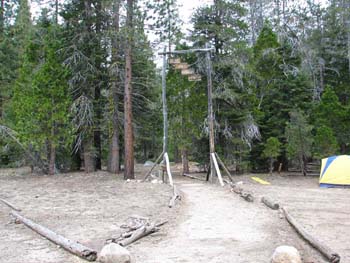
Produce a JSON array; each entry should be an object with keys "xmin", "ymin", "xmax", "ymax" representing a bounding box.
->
[{"xmin": 285, "ymin": 110, "xmax": 313, "ymax": 176}]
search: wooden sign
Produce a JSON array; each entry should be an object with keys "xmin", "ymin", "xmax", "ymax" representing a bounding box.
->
[
  {"xmin": 169, "ymin": 58, "xmax": 181, "ymax": 64},
  {"xmin": 188, "ymin": 74, "xmax": 202, "ymax": 82},
  {"xmin": 181, "ymin": 69, "xmax": 195, "ymax": 75},
  {"xmin": 174, "ymin": 63, "xmax": 189, "ymax": 70}
]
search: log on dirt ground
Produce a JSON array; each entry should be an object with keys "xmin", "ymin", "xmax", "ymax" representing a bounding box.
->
[
  {"xmin": 0, "ymin": 198, "xmax": 21, "ymax": 211},
  {"xmin": 282, "ymin": 207, "xmax": 341, "ymax": 263},
  {"xmin": 10, "ymin": 211, "xmax": 97, "ymax": 261},
  {"xmin": 183, "ymin": 173, "xmax": 206, "ymax": 181},
  {"xmin": 118, "ymin": 224, "xmax": 158, "ymax": 247},
  {"xmin": 107, "ymin": 217, "xmax": 168, "ymax": 247},
  {"xmin": 261, "ymin": 196, "xmax": 279, "ymax": 210},
  {"xmin": 230, "ymin": 185, "xmax": 254, "ymax": 202},
  {"xmin": 169, "ymin": 185, "xmax": 181, "ymax": 208}
]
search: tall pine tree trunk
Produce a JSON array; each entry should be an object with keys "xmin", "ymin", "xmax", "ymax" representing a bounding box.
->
[
  {"xmin": 0, "ymin": 0, "xmax": 3, "ymax": 119},
  {"xmin": 124, "ymin": 0, "xmax": 134, "ymax": 179},
  {"xmin": 182, "ymin": 149, "xmax": 189, "ymax": 174},
  {"xmin": 83, "ymin": 138, "xmax": 95, "ymax": 173},
  {"xmin": 94, "ymin": 1, "xmax": 102, "ymax": 170},
  {"xmin": 49, "ymin": 143, "xmax": 55, "ymax": 175},
  {"xmin": 108, "ymin": 0, "xmax": 121, "ymax": 174}
]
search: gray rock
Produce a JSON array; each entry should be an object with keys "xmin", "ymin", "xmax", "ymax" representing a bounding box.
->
[
  {"xmin": 271, "ymin": 246, "xmax": 302, "ymax": 263},
  {"xmin": 144, "ymin": 160, "xmax": 155, "ymax": 166},
  {"xmin": 99, "ymin": 243, "xmax": 131, "ymax": 263}
]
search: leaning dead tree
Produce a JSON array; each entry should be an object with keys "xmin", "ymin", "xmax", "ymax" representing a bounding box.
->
[
  {"xmin": 10, "ymin": 211, "xmax": 97, "ymax": 261},
  {"xmin": 0, "ymin": 125, "xmax": 47, "ymax": 172}
]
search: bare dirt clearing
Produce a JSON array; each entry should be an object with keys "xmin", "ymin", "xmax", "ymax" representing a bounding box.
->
[
  {"xmin": 132, "ymin": 176, "xmax": 326, "ymax": 263},
  {"xmin": 0, "ymin": 167, "xmax": 347, "ymax": 263},
  {"xmin": 0, "ymin": 166, "xmax": 178, "ymax": 263},
  {"xmin": 232, "ymin": 173, "xmax": 350, "ymax": 262}
]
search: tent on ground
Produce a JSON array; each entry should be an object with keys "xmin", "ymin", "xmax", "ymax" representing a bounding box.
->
[{"xmin": 319, "ymin": 155, "xmax": 350, "ymax": 188}]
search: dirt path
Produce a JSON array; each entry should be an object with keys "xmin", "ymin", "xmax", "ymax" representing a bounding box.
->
[{"xmin": 132, "ymin": 178, "xmax": 325, "ymax": 263}]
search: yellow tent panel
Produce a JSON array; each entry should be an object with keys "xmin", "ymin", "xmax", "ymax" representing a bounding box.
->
[{"xmin": 319, "ymin": 155, "xmax": 350, "ymax": 187}]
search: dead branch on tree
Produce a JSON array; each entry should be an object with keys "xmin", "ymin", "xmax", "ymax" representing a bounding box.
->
[
  {"xmin": 0, "ymin": 125, "xmax": 47, "ymax": 172},
  {"xmin": 282, "ymin": 207, "xmax": 340, "ymax": 263},
  {"xmin": 10, "ymin": 211, "xmax": 97, "ymax": 261}
]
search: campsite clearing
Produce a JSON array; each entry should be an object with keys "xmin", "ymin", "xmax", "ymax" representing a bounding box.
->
[{"xmin": 0, "ymin": 166, "xmax": 348, "ymax": 262}]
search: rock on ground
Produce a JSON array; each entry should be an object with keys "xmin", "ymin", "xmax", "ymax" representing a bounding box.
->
[
  {"xmin": 99, "ymin": 243, "xmax": 131, "ymax": 263},
  {"xmin": 271, "ymin": 245, "xmax": 302, "ymax": 263}
]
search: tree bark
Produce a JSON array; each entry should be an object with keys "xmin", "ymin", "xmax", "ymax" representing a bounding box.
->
[
  {"xmin": 181, "ymin": 149, "xmax": 189, "ymax": 174},
  {"xmin": 0, "ymin": 0, "xmax": 4, "ymax": 124},
  {"xmin": 124, "ymin": 0, "xmax": 134, "ymax": 180},
  {"xmin": 83, "ymin": 139, "xmax": 95, "ymax": 173},
  {"xmin": 269, "ymin": 157, "xmax": 273, "ymax": 175},
  {"xmin": 94, "ymin": 0, "xmax": 102, "ymax": 170},
  {"xmin": 48, "ymin": 142, "xmax": 55, "ymax": 175},
  {"xmin": 108, "ymin": 0, "xmax": 121, "ymax": 174}
]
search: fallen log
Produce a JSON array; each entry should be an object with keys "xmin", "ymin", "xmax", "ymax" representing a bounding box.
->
[
  {"xmin": 282, "ymin": 207, "xmax": 340, "ymax": 263},
  {"xmin": 168, "ymin": 185, "xmax": 181, "ymax": 208},
  {"xmin": 10, "ymin": 211, "xmax": 97, "ymax": 261},
  {"xmin": 118, "ymin": 224, "xmax": 157, "ymax": 247},
  {"xmin": 230, "ymin": 185, "xmax": 254, "ymax": 202},
  {"xmin": 183, "ymin": 173, "xmax": 206, "ymax": 181},
  {"xmin": 261, "ymin": 196, "xmax": 279, "ymax": 210},
  {"xmin": 0, "ymin": 198, "xmax": 21, "ymax": 211}
]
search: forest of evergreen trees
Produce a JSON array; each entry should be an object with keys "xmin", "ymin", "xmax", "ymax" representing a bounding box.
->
[{"xmin": 0, "ymin": 0, "xmax": 349, "ymax": 177}]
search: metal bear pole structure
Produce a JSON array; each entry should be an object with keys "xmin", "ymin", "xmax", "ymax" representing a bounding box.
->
[{"xmin": 144, "ymin": 45, "xmax": 231, "ymax": 186}]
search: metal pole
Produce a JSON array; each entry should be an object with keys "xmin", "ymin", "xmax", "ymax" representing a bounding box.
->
[
  {"xmin": 162, "ymin": 46, "xmax": 168, "ymax": 154},
  {"xmin": 206, "ymin": 44, "xmax": 216, "ymax": 182}
]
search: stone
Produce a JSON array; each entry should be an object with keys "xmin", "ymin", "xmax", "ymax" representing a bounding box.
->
[
  {"xmin": 99, "ymin": 243, "xmax": 131, "ymax": 263},
  {"xmin": 271, "ymin": 246, "xmax": 302, "ymax": 263},
  {"xmin": 144, "ymin": 160, "xmax": 154, "ymax": 166}
]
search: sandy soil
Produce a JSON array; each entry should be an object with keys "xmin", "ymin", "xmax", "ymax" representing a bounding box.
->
[
  {"xmin": 0, "ymin": 166, "xmax": 348, "ymax": 263},
  {"xmin": 238, "ymin": 173, "xmax": 350, "ymax": 262},
  {"xmin": 0, "ymin": 166, "xmax": 177, "ymax": 263},
  {"xmin": 131, "ymin": 176, "xmax": 326, "ymax": 263}
]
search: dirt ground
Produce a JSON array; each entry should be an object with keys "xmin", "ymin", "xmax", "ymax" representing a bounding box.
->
[
  {"xmin": 0, "ymin": 166, "xmax": 348, "ymax": 263},
  {"xmin": 238, "ymin": 173, "xmax": 350, "ymax": 262},
  {"xmin": 0, "ymin": 165, "xmax": 178, "ymax": 263}
]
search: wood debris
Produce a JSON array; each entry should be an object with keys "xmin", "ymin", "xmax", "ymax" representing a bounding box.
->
[{"xmin": 106, "ymin": 216, "xmax": 168, "ymax": 247}]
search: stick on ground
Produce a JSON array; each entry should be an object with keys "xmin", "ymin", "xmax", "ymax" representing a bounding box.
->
[
  {"xmin": 282, "ymin": 207, "xmax": 340, "ymax": 263},
  {"xmin": 0, "ymin": 198, "xmax": 21, "ymax": 211},
  {"xmin": 10, "ymin": 211, "xmax": 97, "ymax": 261}
]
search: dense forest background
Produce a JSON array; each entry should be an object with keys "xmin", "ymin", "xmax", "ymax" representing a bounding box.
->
[{"xmin": 0, "ymin": 0, "xmax": 349, "ymax": 177}]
